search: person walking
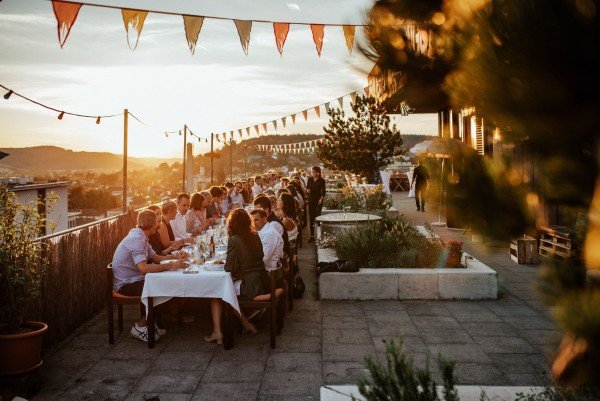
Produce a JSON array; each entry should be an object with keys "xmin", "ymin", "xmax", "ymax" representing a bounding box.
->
[
  {"xmin": 306, "ymin": 166, "xmax": 326, "ymax": 242},
  {"xmin": 411, "ymin": 160, "xmax": 430, "ymax": 212}
]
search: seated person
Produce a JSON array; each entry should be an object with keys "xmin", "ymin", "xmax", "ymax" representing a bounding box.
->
[
  {"xmin": 229, "ymin": 181, "xmax": 245, "ymax": 208},
  {"xmin": 250, "ymin": 209, "xmax": 283, "ymax": 271},
  {"xmin": 186, "ymin": 192, "xmax": 214, "ymax": 235},
  {"xmin": 207, "ymin": 186, "xmax": 224, "ymax": 219},
  {"xmin": 156, "ymin": 201, "xmax": 194, "ymax": 251},
  {"xmin": 112, "ymin": 210, "xmax": 186, "ymax": 342},
  {"xmin": 203, "ymin": 209, "xmax": 283, "ymax": 344},
  {"xmin": 147, "ymin": 205, "xmax": 184, "ymax": 255},
  {"xmin": 170, "ymin": 193, "xmax": 192, "ymax": 240}
]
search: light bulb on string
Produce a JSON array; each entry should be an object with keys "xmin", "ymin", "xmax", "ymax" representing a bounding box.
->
[
  {"xmin": 3, "ymin": 90, "xmax": 13, "ymax": 100},
  {"xmin": 164, "ymin": 132, "xmax": 169, "ymax": 138},
  {"xmin": 179, "ymin": 130, "xmax": 182, "ymax": 136},
  {"xmin": 96, "ymin": 117, "xmax": 101, "ymax": 124},
  {"xmin": 58, "ymin": 111, "xmax": 65, "ymax": 120}
]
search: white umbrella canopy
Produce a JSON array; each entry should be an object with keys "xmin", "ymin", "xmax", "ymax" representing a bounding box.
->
[{"xmin": 410, "ymin": 137, "xmax": 478, "ymax": 159}]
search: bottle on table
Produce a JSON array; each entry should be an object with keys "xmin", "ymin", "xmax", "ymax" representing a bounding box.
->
[{"xmin": 209, "ymin": 235, "xmax": 215, "ymax": 258}]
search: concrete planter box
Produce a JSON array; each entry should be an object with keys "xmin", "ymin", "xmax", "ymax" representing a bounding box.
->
[
  {"xmin": 321, "ymin": 207, "xmax": 398, "ymax": 218},
  {"xmin": 317, "ymin": 226, "xmax": 497, "ymax": 300}
]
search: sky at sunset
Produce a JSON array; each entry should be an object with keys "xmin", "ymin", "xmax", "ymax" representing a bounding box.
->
[{"xmin": 0, "ymin": 0, "xmax": 437, "ymax": 158}]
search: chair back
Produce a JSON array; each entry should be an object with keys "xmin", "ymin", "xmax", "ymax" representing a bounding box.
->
[{"xmin": 106, "ymin": 263, "xmax": 114, "ymax": 298}]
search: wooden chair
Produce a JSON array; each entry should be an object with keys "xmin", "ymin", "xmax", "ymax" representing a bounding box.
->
[
  {"xmin": 106, "ymin": 263, "xmax": 144, "ymax": 344},
  {"xmin": 239, "ymin": 265, "xmax": 285, "ymax": 349},
  {"xmin": 286, "ymin": 241, "xmax": 297, "ymax": 311}
]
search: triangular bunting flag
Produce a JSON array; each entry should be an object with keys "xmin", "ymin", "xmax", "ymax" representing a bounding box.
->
[
  {"xmin": 314, "ymin": 106, "xmax": 321, "ymax": 118},
  {"xmin": 222, "ymin": 132, "xmax": 226, "ymax": 141},
  {"xmin": 364, "ymin": 86, "xmax": 370, "ymax": 96},
  {"xmin": 52, "ymin": 1, "xmax": 82, "ymax": 48},
  {"xmin": 262, "ymin": 123, "xmax": 268, "ymax": 133},
  {"xmin": 337, "ymin": 96, "xmax": 343, "ymax": 109},
  {"xmin": 234, "ymin": 20, "xmax": 252, "ymax": 55},
  {"xmin": 310, "ymin": 24, "xmax": 325, "ymax": 57},
  {"xmin": 302, "ymin": 110, "xmax": 308, "ymax": 121},
  {"xmin": 122, "ymin": 9, "xmax": 148, "ymax": 50},
  {"xmin": 230, "ymin": 131, "xmax": 234, "ymax": 140},
  {"xmin": 273, "ymin": 120, "xmax": 277, "ymax": 130},
  {"xmin": 255, "ymin": 125, "xmax": 260, "ymax": 135},
  {"xmin": 246, "ymin": 127, "xmax": 251, "ymax": 136},
  {"xmin": 238, "ymin": 129, "xmax": 242, "ymax": 139},
  {"xmin": 343, "ymin": 25, "xmax": 355, "ymax": 54},
  {"xmin": 282, "ymin": 116, "xmax": 286, "ymax": 128},
  {"xmin": 273, "ymin": 23, "xmax": 290, "ymax": 56},
  {"xmin": 182, "ymin": 15, "xmax": 204, "ymax": 55},
  {"xmin": 351, "ymin": 92, "xmax": 358, "ymax": 103},
  {"xmin": 291, "ymin": 114, "xmax": 296, "ymax": 124},
  {"xmin": 325, "ymin": 102, "xmax": 330, "ymax": 112}
]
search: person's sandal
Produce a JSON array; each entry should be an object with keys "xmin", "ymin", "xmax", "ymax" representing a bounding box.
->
[
  {"xmin": 203, "ymin": 332, "xmax": 223, "ymax": 345},
  {"xmin": 242, "ymin": 321, "xmax": 258, "ymax": 334}
]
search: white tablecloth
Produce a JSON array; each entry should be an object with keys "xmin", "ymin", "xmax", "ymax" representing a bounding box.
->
[
  {"xmin": 406, "ymin": 171, "xmax": 415, "ymax": 198},
  {"xmin": 141, "ymin": 268, "xmax": 240, "ymax": 316},
  {"xmin": 379, "ymin": 171, "xmax": 391, "ymax": 194}
]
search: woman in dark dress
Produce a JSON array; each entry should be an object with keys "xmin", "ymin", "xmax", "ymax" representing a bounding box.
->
[
  {"xmin": 204, "ymin": 209, "xmax": 271, "ymax": 344},
  {"xmin": 147, "ymin": 205, "xmax": 184, "ymax": 255}
]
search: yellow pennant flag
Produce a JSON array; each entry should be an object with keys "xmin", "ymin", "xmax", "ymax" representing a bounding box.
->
[
  {"xmin": 234, "ymin": 20, "xmax": 252, "ymax": 55},
  {"xmin": 310, "ymin": 24, "xmax": 325, "ymax": 57},
  {"xmin": 314, "ymin": 106, "xmax": 321, "ymax": 118},
  {"xmin": 182, "ymin": 15, "xmax": 204, "ymax": 55},
  {"xmin": 273, "ymin": 23, "xmax": 290, "ymax": 56},
  {"xmin": 343, "ymin": 25, "xmax": 355, "ymax": 54},
  {"xmin": 122, "ymin": 9, "xmax": 148, "ymax": 50},
  {"xmin": 302, "ymin": 110, "xmax": 308, "ymax": 121},
  {"xmin": 52, "ymin": 1, "xmax": 82, "ymax": 48}
]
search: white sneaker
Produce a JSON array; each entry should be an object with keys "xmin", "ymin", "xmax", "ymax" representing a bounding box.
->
[
  {"xmin": 155, "ymin": 324, "xmax": 166, "ymax": 336},
  {"xmin": 130, "ymin": 324, "xmax": 159, "ymax": 342}
]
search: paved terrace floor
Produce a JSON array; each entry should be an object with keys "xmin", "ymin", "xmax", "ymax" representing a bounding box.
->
[{"xmin": 30, "ymin": 192, "xmax": 558, "ymax": 401}]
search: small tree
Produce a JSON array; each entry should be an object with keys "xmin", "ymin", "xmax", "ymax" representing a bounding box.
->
[{"xmin": 317, "ymin": 95, "xmax": 403, "ymax": 182}]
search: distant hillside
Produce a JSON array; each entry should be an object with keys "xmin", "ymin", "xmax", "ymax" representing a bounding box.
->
[
  {"xmin": 0, "ymin": 146, "xmax": 179, "ymax": 175},
  {"xmin": 401, "ymin": 134, "xmax": 436, "ymax": 150}
]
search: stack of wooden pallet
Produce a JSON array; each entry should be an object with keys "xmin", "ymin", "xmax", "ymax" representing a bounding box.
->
[{"xmin": 539, "ymin": 226, "xmax": 572, "ymax": 261}]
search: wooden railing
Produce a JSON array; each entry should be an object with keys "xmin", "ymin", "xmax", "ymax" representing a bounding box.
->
[{"xmin": 32, "ymin": 210, "xmax": 138, "ymax": 348}]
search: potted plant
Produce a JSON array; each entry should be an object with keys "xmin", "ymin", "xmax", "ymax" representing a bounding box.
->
[
  {"xmin": 0, "ymin": 184, "xmax": 51, "ymax": 376},
  {"xmin": 444, "ymin": 240, "xmax": 464, "ymax": 268}
]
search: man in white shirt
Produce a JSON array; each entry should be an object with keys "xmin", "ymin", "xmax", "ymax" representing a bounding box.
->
[
  {"xmin": 229, "ymin": 181, "xmax": 245, "ymax": 208},
  {"xmin": 252, "ymin": 175, "xmax": 263, "ymax": 198},
  {"xmin": 170, "ymin": 193, "xmax": 192, "ymax": 240},
  {"xmin": 250, "ymin": 209, "xmax": 283, "ymax": 271}
]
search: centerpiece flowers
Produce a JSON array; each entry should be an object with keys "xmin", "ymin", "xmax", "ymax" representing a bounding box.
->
[{"xmin": 444, "ymin": 240, "xmax": 464, "ymax": 268}]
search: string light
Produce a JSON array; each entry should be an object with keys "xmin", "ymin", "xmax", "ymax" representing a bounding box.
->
[
  {"xmin": 58, "ymin": 111, "xmax": 65, "ymax": 120},
  {"xmin": 3, "ymin": 90, "xmax": 13, "ymax": 100},
  {"xmin": 96, "ymin": 116, "xmax": 101, "ymax": 124},
  {"xmin": 164, "ymin": 132, "xmax": 169, "ymax": 137}
]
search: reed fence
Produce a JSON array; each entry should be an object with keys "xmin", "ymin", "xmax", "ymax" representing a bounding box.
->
[{"xmin": 32, "ymin": 210, "xmax": 138, "ymax": 348}]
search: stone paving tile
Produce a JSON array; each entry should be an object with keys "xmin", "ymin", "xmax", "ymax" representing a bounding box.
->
[
  {"xmin": 265, "ymin": 352, "xmax": 322, "ymax": 373},
  {"xmin": 125, "ymin": 393, "xmax": 192, "ymax": 401},
  {"xmin": 191, "ymin": 382, "xmax": 260, "ymax": 401},
  {"xmin": 488, "ymin": 353, "xmax": 550, "ymax": 375},
  {"xmin": 427, "ymin": 344, "xmax": 493, "ymax": 364},
  {"xmin": 447, "ymin": 309, "xmax": 503, "ymax": 323},
  {"xmin": 322, "ymin": 328, "xmax": 372, "ymax": 344},
  {"xmin": 322, "ymin": 316, "xmax": 368, "ymax": 330},
  {"xmin": 201, "ymin": 361, "xmax": 265, "ymax": 383},
  {"xmin": 502, "ymin": 316, "xmax": 556, "ymax": 330},
  {"xmin": 404, "ymin": 302, "xmax": 450, "ymax": 316},
  {"xmin": 323, "ymin": 362, "xmax": 370, "ymax": 385},
  {"xmin": 473, "ymin": 336, "xmax": 537, "ymax": 354},
  {"xmin": 150, "ymin": 351, "xmax": 213, "ymax": 371},
  {"xmin": 366, "ymin": 320, "xmax": 419, "ymax": 337},
  {"xmin": 453, "ymin": 363, "xmax": 508, "ymax": 385},
  {"xmin": 420, "ymin": 330, "xmax": 475, "ymax": 344},
  {"xmin": 412, "ymin": 316, "xmax": 464, "ymax": 331},
  {"xmin": 272, "ymin": 334, "xmax": 322, "ymax": 353},
  {"xmin": 323, "ymin": 343, "xmax": 377, "ymax": 362},
  {"xmin": 505, "ymin": 373, "xmax": 549, "ymax": 386},
  {"xmin": 133, "ymin": 370, "xmax": 202, "ymax": 394},
  {"xmin": 258, "ymin": 394, "xmax": 319, "ymax": 401},
  {"xmin": 259, "ymin": 371, "xmax": 321, "ymax": 397},
  {"xmin": 371, "ymin": 335, "xmax": 425, "ymax": 353}
]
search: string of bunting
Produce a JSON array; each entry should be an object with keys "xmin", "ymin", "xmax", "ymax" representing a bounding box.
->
[
  {"xmin": 47, "ymin": 0, "xmax": 365, "ymax": 55},
  {"xmin": 252, "ymin": 138, "xmax": 325, "ymax": 155}
]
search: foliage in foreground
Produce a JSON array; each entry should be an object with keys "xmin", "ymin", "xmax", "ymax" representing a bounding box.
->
[
  {"xmin": 356, "ymin": 339, "xmax": 459, "ymax": 401},
  {"xmin": 335, "ymin": 216, "xmax": 444, "ymax": 268},
  {"xmin": 0, "ymin": 184, "xmax": 51, "ymax": 333},
  {"xmin": 516, "ymin": 387, "xmax": 600, "ymax": 401}
]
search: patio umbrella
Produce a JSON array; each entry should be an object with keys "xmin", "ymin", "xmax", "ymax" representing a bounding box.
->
[{"xmin": 411, "ymin": 138, "xmax": 479, "ymax": 227}]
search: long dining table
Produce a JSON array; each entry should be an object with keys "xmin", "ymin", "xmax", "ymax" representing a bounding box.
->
[{"xmin": 141, "ymin": 262, "xmax": 240, "ymax": 350}]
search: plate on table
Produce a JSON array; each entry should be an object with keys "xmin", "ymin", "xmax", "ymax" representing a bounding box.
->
[
  {"xmin": 203, "ymin": 264, "xmax": 225, "ymax": 272},
  {"xmin": 159, "ymin": 259, "xmax": 179, "ymax": 265}
]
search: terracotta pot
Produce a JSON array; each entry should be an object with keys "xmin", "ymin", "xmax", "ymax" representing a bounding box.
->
[
  {"xmin": 445, "ymin": 252, "xmax": 462, "ymax": 268},
  {"xmin": 0, "ymin": 321, "xmax": 47, "ymax": 376}
]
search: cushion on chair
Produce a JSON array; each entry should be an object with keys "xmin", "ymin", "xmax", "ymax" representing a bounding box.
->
[{"xmin": 111, "ymin": 290, "xmax": 141, "ymax": 302}]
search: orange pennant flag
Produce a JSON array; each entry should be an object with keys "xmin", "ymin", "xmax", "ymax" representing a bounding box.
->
[
  {"xmin": 122, "ymin": 9, "xmax": 148, "ymax": 50},
  {"xmin": 273, "ymin": 23, "xmax": 290, "ymax": 56},
  {"xmin": 262, "ymin": 123, "xmax": 268, "ymax": 133},
  {"xmin": 343, "ymin": 25, "xmax": 355, "ymax": 54},
  {"xmin": 302, "ymin": 110, "xmax": 308, "ymax": 121},
  {"xmin": 314, "ymin": 106, "xmax": 321, "ymax": 118},
  {"xmin": 364, "ymin": 86, "xmax": 370, "ymax": 96},
  {"xmin": 310, "ymin": 24, "xmax": 325, "ymax": 57},
  {"xmin": 291, "ymin": 114, "xmax": 296, "ymax": 124},
  {"xmin": 182, "ymin": 15, "xmax": 204, "ymax": 55},
  {"xmin": 234, "ymin": 20, "xmax": 252, "ymax": 55},
  {"xmin": 52, "ymin": 1, "xmax": 82, "ymax": 48}
]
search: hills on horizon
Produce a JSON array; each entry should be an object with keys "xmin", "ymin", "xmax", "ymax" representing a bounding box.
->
[{"xmin": 0, "ymin": 146, "xmax": 180, "ymax": 175}]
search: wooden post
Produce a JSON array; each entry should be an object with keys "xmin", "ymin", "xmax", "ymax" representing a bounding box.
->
[
  {"xmin": 210, "ymin": 133, "xmax": 214, "ymax": 185},
  {"xmin": 182, "ymin": 124, "xmax": 187, "ymax": 192},
  {"xmin": 230, "ymin": 139, "xmax": 233, "ymax": 182},
  {"xmin": 123, "ymin": 109, "xmax": 128, "ymax": 213}
]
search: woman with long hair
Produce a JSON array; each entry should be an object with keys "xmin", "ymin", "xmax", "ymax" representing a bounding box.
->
[
  {"xmin": 186, "ymin": 193, "xmax": 214, "ymax": 235},
  {"xmin": 277, "ymin": 193, "xmax": 299, "ymax": 243},
  {"xmin": 204, "ymin": 209, "xmax": 279, "ymax": 344},
  {"xmin": 157, "ymin": 201, "xmax": 193, "ymax": 250}
]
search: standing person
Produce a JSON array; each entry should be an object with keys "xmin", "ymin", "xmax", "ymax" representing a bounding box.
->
[
  {"xmin": 306, "ymin": 166, "xmax": 326, "ymax": 243},
  {"xmin": 170, "ymin": 193, "xmax": 192, "ymax": 241},
  {"xmin": 112, "ymin": 210, "xmax": 186, "ymax": 342},
  {"xmin": 411, "ymin": 160, "xmax": 430, "ymax": 212}
]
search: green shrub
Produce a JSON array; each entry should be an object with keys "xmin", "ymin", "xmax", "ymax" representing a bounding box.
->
[
  {"xmin": 515, "ymin": 387, "xmax": 600, "ymax": 401},
  {"xmin": 356, "ymin": 339, "xmax": 460, "ymax": 401}
]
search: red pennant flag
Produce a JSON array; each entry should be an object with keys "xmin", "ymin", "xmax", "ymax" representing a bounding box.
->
[
  {"xmin": 310, "ymin": 24, "xmax": 325, "ymax": 57},
  {"xmin": 302, "ymin": 110, "xmax": 308, "ymax": 121},
  {"xmin": 273, "ymin": 23, "xmax": 290, "ymax": 55},
  {"xmin": 52, "ymin": 1, "xmax": 82, "ymax": 48},
  {"xmin": 314, "ymin": 106, "xmax": 321, "ymax": 118}
]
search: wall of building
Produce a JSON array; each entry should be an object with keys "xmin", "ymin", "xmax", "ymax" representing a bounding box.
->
[{"xmin": 14, "ymin": 185, "xmax": 69, "ymax": 236}]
